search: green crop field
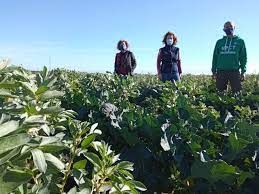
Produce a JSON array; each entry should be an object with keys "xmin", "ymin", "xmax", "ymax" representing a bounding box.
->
[{"xmin": 0, "ymin": 65, "xmax": 258, "ymax": 194}]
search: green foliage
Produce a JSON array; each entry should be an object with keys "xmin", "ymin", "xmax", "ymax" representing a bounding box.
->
[
  {"xmin": 57, "ymin": 70, "xmax": 259, "ymax": 193},
  {"xmin": 0, "ymin": 66, "xmax": 145, "ymax": 194},
  {"xmin": 1, "ymin": 65, "xmax": 258, "ymax": 193}
]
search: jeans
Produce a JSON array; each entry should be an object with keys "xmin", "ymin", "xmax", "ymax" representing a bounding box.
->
[{"xmin": 161, "ymin": 73, "xmax": 180, "ymax": 82}]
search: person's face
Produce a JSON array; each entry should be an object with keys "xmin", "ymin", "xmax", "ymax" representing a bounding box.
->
[
  {"xmin": 120, "ymin": 42, "xmax": 127, "ymax": 51},
  {"xmin": 223, "ymin": 22, "xmax": 235, "ymax": 36},
  {"xmin": 166, "ymin": 35, "xmax": 174, "ymax": 41},
  {"xmin": 166, "ymin": 35, "xmax": 174, "ymax": 45},
  {"xmin": 224, "ymin": 22, "xmax": 235, "ymax": 31}
]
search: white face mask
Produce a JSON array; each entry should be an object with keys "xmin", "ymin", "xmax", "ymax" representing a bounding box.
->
[
  {"xmin": 166, "ymin": 38, "xmax": 173, "ymax": 46},
  {"xmin": 122, "ymin": 44, "xmax": 127, "ymax": 50},
  {"xmin": 120, "ymin": 43, "xmax": 127, "ymax": 51}
]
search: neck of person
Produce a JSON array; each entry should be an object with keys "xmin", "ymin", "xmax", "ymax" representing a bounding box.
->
[{"xmin": 227, "ymin": 34, "xmax": 235, "ymax": 38}]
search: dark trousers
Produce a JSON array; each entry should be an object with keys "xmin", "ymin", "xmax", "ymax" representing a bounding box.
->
[{"xmin": 216, "ymin": 70, "xmax": 242, "ymax": 92}]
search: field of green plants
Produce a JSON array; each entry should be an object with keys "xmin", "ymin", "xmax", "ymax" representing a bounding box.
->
[{"xmin": 0, "ymin": 65, "xmax": 259, "ymax": 194}]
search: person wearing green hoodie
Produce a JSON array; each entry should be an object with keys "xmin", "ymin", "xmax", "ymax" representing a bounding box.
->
[{"xmin": 212, "ymin": 21, "xmax": 247, "ymax": 92}]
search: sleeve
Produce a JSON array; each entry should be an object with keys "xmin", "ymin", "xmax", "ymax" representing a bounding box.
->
[
  {"xmin": 212, "ymin": 41, "xmax": 219, "ymax": 74},
  {"xmin": 130, "ymin": 52, "xmax": 137, "ymax": 73},
  {"xmin": 239, "ymin": 40, "xmax": 247, "ymax": 74},
  {"xmin": 114, "ymin": 54, "xmax": 119, "ymax": 74},
  {"xmin": 177, "ymin": 48, "xmax": 182, "ymax": 74},
  {"xmin": 157, "ymin": 49, "xmax": 162, "ymax": 74}
]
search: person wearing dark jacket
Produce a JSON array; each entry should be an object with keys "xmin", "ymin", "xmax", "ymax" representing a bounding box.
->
[
  {"xmin": 212, "ymin": 21, "xmax": 247, "ymax": 93},
  {"xmin": 157, "ymin": 31, "xmax": 182, "ymax": 82},
  {"xmin": 114, "ymin": 40, "xmax": 137, "ymax": 76}
]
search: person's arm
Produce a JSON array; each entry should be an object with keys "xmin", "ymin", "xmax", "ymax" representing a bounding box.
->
[
  {"xmin": 239, "ymin": 40, "xmax": 247, "ymax": 75},
  {"xmin": 212, "ymin": 41, "xmax": 219, "ymax": 76},
  {"xmin": 157, "ymin": 49, "xmax": 162, "ymax": 75},
  {"xmin": 177, "ymin": 48, "xmax": 182, "ymax": 76},
  {"xmin": 114, "ymin": 54, "xmax": 119, "ymax": 74},
  {"xmin": 130, "ymin": 52, "xmax": 137, "ymax": 73}
]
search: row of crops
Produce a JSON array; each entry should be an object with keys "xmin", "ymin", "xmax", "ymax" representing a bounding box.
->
[
  {"xmin": 0, "ymin": 66, "xmax": 146, "ymax": 194},
  {"xmin": 0, "ymin": 65, "xmax": 259, "ymax": 193}
]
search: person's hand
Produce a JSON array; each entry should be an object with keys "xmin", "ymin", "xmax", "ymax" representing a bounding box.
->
[
  {"xmin": 241, "ymin": 73, "xmax": 245, "ymax": 82},
  {"xmin": 158, "ymin": 73, "xmax": 162, "ymax": 80},
  {"xmin": 179, "ymin": 73, "xmax": 182, "ymax": 79},
  {"xmin": 212, "ymin": 73, "xmax": 217, "ymax": 80}
]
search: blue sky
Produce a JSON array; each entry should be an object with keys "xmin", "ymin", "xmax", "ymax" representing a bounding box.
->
[{"xmin": 0, "ymin": 0, "xmax": 258, "ymax": 74}]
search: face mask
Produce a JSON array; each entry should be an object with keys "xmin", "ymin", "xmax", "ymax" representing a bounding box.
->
[
  {"xmin": 120, "ymin": 43, "xmax": 127, "ymax": 51},
  {"xmin": 166, "ymin": 38, "xmax": 173, "ymax": 46},
  {"xmin": 224, "ymin": 28, "xmax": 234, "ymax": 36}
]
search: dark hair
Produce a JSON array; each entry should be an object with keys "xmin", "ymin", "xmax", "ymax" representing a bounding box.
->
[
  {"xmin": 117, "ymin": 40, "xmax": 129, "ymax": 50},
  {"xmin": 224, "ymin": 21, "xmax": 235, "ymax": 28},
  {"xmin": 162, "ymin": 31, "xmax": 178, "ymax": 45}
]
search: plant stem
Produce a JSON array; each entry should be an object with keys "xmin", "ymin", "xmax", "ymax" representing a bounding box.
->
[{"xmin": 60, "ymin": 141, "xmax": 77, "ymax": 193}]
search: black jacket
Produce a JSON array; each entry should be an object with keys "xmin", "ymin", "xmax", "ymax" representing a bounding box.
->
[{"xmin": 114, "ymin": 51, "xmax": 137, "ymax": 75}]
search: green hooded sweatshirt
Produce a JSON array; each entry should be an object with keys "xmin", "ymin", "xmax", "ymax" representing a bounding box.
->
[{"xmin": 212, "ymin": 36, "xmax": 247, "ymax": 74}]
